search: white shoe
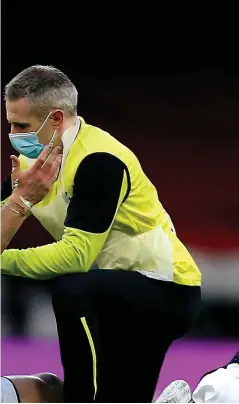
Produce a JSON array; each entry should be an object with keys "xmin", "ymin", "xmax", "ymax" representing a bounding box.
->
[{"xmin": 155, "ymin": 380, "xmax": 192, "ymax": 403}]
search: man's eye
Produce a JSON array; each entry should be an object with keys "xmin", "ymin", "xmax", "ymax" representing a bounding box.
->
[
  {"xmin": 13, "ymin": 123, "xmax": 30, "ymax": 130},
  {"xmin": 19, "ymin": 124, "xmax": 29, "ymax": 129}
]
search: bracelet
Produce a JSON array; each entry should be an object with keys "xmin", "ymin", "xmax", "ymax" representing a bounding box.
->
[
  {"xmin": 19, "ymin": 196, "xmax": 33, "ymax": 209},
  {"xmin": 5, "ymin": 202, "xmax": 24, "ymax": 216}
]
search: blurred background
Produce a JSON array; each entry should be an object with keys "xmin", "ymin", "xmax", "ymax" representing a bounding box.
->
[{"xmin": 1, "ymin": 1, "xmax": 239, "ymax": 398}]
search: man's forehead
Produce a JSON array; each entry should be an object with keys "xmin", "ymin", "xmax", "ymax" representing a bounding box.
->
[{"xmin": 6, "ymin": 98, "xmax": 31, "ymax": 122}]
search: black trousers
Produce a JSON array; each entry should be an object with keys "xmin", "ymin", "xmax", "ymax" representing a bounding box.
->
[{"xmin": 50, "ymin": 270, "xmax": 201, "ymax": 403}]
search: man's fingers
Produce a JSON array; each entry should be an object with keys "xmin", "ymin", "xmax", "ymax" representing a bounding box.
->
[
  {"xmin": 10, "ymin": 155, "xmax": 20, "ymax": 171},
  {"xmin": 31, "ymin": 145, "xmax": 56, "ymax": 171},
  {"xmin": 10, "ymin": 155, "xmax": 21, "ymax": 184},
  {"xmin": 41, "ymin": 147, "xmax": 62, "ymax": 173},
  {"xmin": 50, "ymin": 154, "xmax": 62, "ymax": 182}
]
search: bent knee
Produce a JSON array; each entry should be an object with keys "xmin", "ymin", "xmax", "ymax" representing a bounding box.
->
[{"xmin": 51, "ymin": 273, "xmax": 90, "ymax": 305}]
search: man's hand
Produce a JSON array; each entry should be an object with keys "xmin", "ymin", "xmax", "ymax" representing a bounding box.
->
[
  {"xmin": 1, "ymin": 146, "xmax": 62, "ymax": 253},
  {"xmin": 10, "ymin": 145, "xmax": 62, "ymax": 207}
]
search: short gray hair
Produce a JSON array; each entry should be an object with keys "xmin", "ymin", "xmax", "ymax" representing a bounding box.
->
[{"xmin": 4, "ymin": 65, "xmax": 78, "ymax": 118}]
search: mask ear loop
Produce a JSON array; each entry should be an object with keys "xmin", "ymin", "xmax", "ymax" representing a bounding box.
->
[
  {"xmin": 36, "ymin": 109, "xmax": 62, "ymax": 147},
  {"xmin": 48, "ymin": 130, "xmax": 57, "ymax": 148},
  {"xmin": 35, "ymin": 111, "xmax": 53, "ymax": 135}
]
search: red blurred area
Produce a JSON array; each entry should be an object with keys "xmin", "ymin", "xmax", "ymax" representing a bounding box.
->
[{"xmin": 1, "ymin": 73, "xmax": 238, "ymax": 250}]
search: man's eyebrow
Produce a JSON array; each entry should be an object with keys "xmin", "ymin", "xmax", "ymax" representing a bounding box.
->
[{"xmin": 8, "ymin": 121, "xmax": 30, "ymax": 128}]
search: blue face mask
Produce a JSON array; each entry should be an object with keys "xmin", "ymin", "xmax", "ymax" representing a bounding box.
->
[{"xmin": 9, "ymin": 112, "xmax": 57, "ymax": 159}]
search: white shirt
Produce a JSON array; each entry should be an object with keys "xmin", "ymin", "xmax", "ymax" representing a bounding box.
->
[{"xmin": 193, "ymin": 363, "xmax": 239, "ymax": 403}]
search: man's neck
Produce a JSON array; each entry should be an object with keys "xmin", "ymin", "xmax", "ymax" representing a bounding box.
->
[
  {"xmin": 55, "ymin": 115, "xmax": 78, "ymax": 149},
  {"xmin": 62, "ymin": 115, "xmax": 78, "ymax": 132}
]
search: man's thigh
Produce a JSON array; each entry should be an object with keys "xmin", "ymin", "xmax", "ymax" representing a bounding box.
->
[{"xmin": 51, "ymin": 271, "xmax": 181, "ymax": 402}]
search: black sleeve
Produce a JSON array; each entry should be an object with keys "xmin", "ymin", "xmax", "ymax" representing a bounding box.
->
[
  {"xmin": 1, "ymin": 174, "xmax": 12, "ymax": 201},
  {"xmin": 65, "ymin": 152, "xmax": 131, "ymax": 234}
]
